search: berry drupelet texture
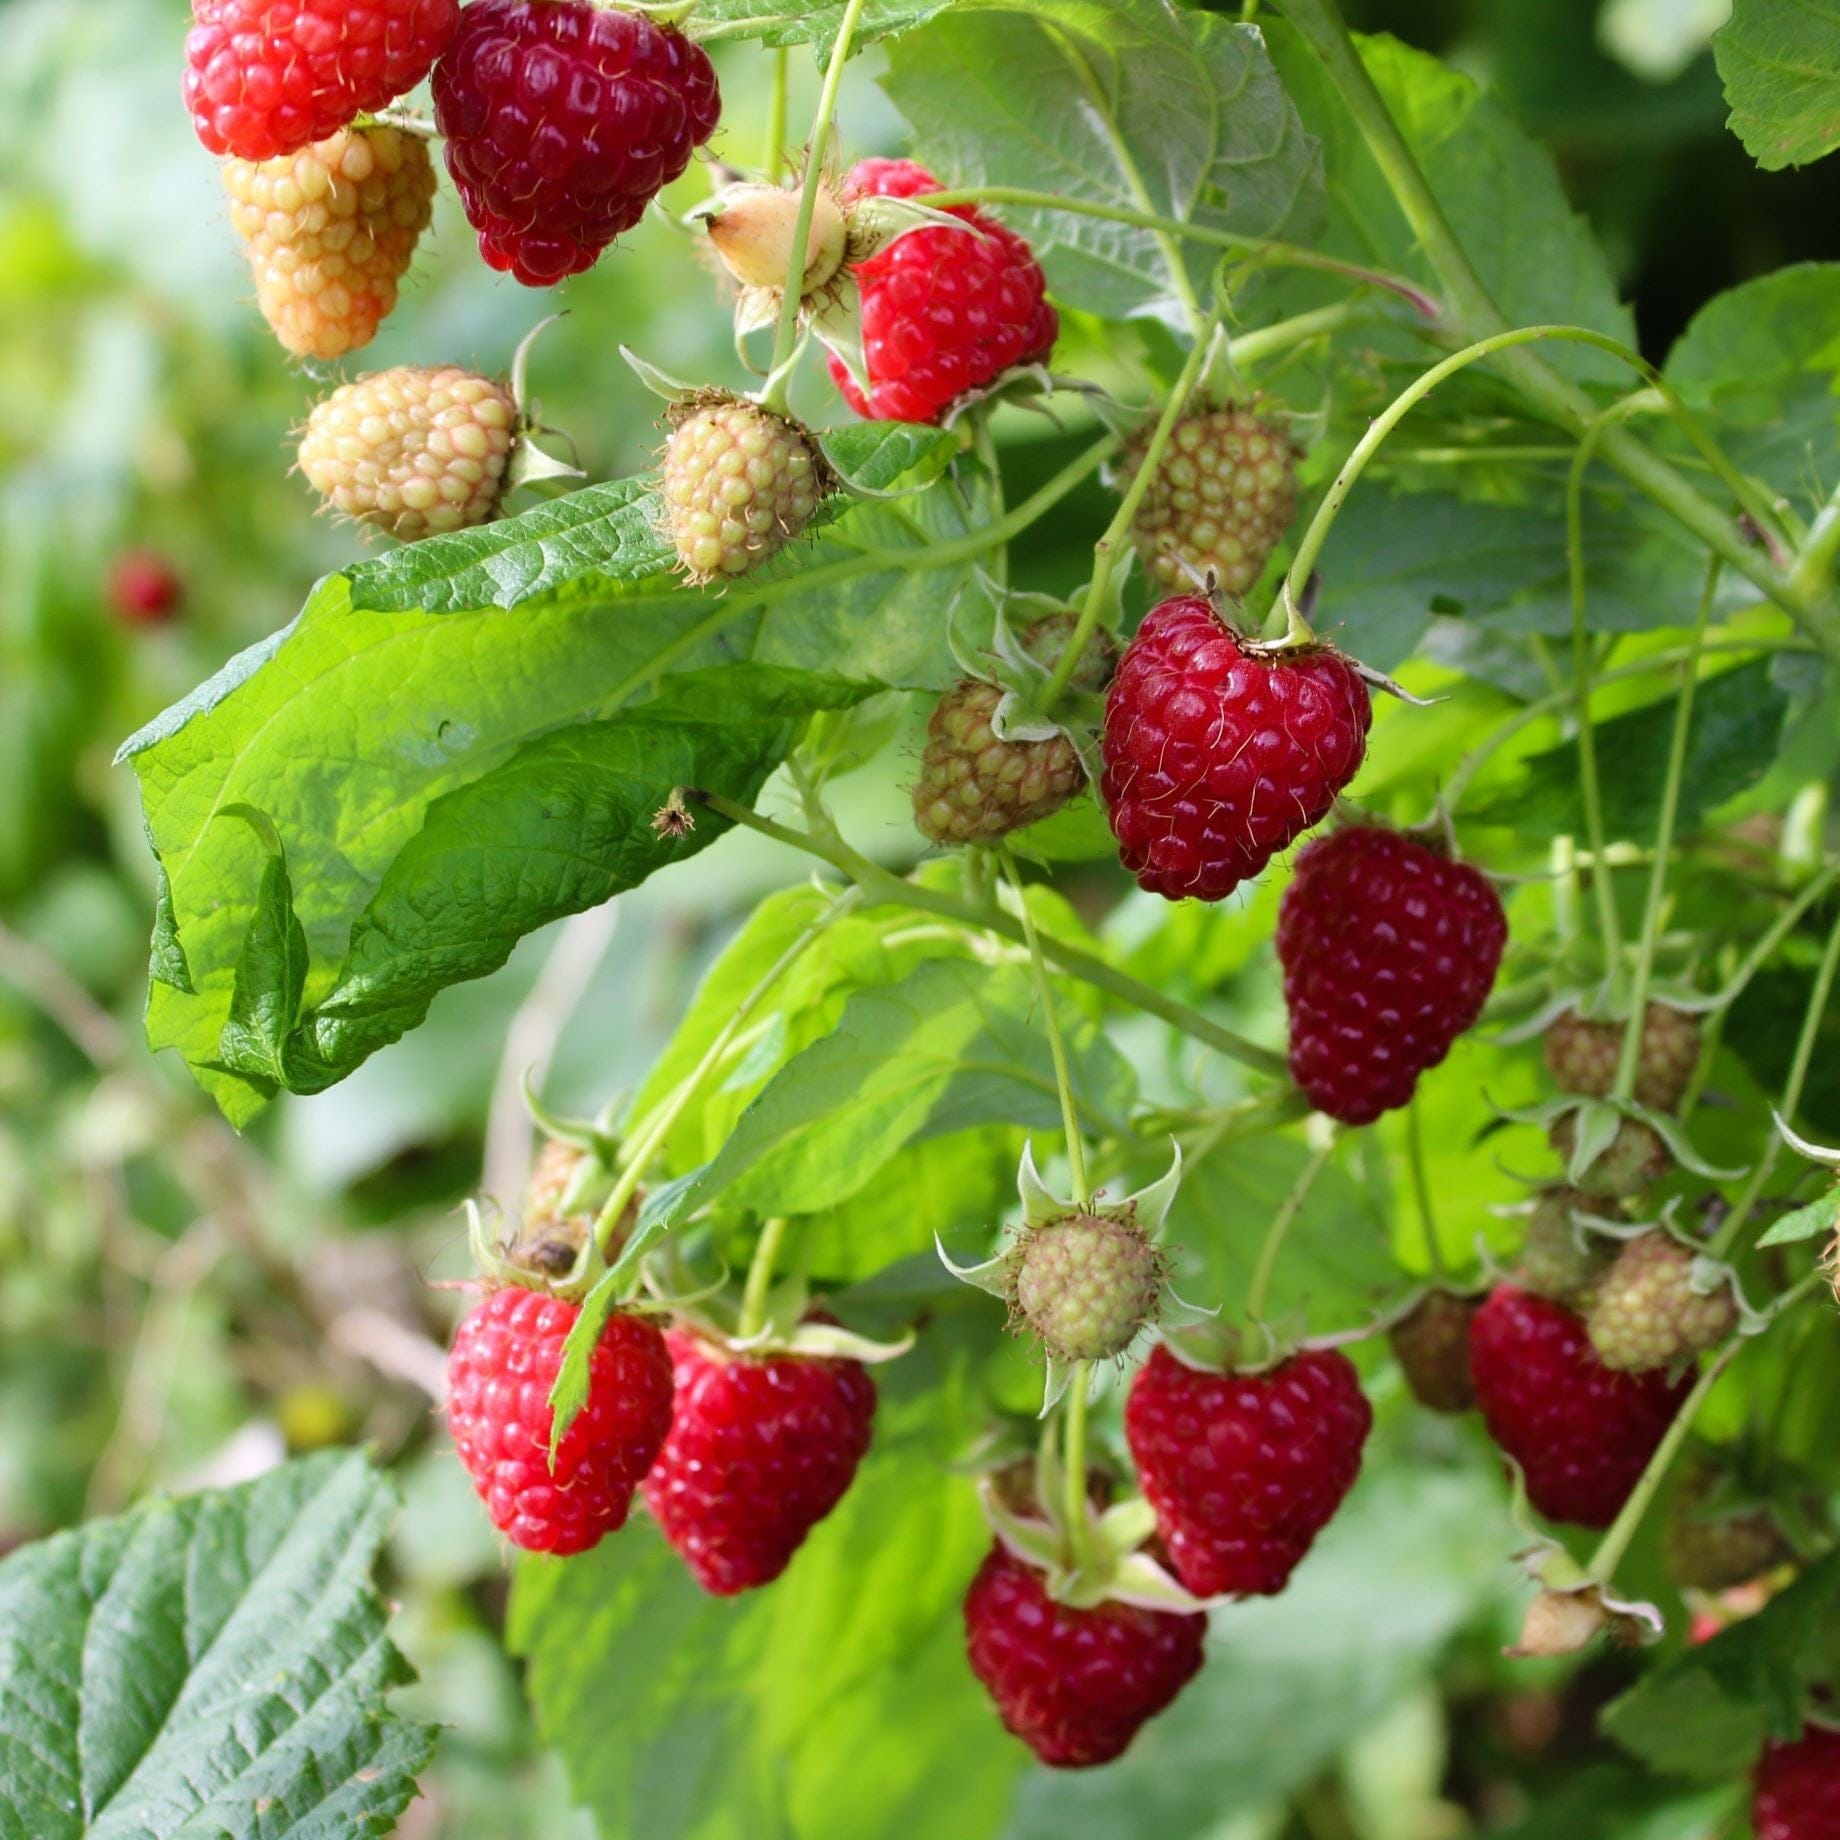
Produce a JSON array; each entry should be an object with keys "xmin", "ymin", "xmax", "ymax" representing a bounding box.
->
[
  {"xmin": 1276, "ymin": 824, "xmax": 1506, "ymax": 1125},
  {"xmin": 963, "ymin": 1543, "xmax": 1206, "ymax": 1768},
  {"xmin": 642, "ymin": 1329, "xmax": 876, "ymax": 1596},
  {"xmin": 433, "ymin": 0, "xmax": 720, "ymax": 287},
  {"xmin": 1124, "ymin": 1342, "xmax": 1372, "ymax": 1598},
  {"xmin": 1101, "ymin": 596, "xmax": 1372, "ymax": 902},
  {"xmin": 1544, "ymin": 1003, "xmax": 1700, "ymax": 1114},
  {"xmin": 1467, "ymin": 1285, "xmax": 1690, "ymax": 1528},
  {"xmin": 185, "ymin": 0, "xmax": 461, "ymax": 161},
  {"xmin": 662, "ymin": 400, "xmax": 821, "ymax": 581},
  {"xmin": 912, "ymin": 680, "xmax": 1083, "ymax": 845},
  {"xmin": 446, "ymin": 1286, "xmax": 674, "ymax": 1555},
  {"xmin": 223, "ymin": 125, "xmax": 435, "ymax": 359},
  {"xmin": 1753, "ymin": 1725, "xmax": 1840, "ymax": 1840},
  {"xmin": 828, "ymin": 159, "xmax": 1058, "ymax": 424}
]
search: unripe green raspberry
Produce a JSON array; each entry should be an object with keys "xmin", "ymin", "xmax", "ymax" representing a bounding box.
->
[
  {"xmin": 1550, "ymin": 1113, "xmax": 1671, "ymax": 1200},
  {"xmin": 1544, "ymin": 1004, "xmax": 1700, "ymax": 1114},
  {"xmin": 1665, "ymin": 1457, "xmax": 1790, "ymax": 1591},
  {"xmin": 1008, "ymin": 1213, "xmax": 1167, "ymax": 1362},
  {"xmin": 298, "ymin": 365, "xmax": 516, "ymax": 540},
  {"xmin": 912, "ymin": 679, "xmax": 1083, "ymax": 844},
  {"xmin": 1585, "ymin": 1231, "xmax": 1736, "ymax": 1372},
  {"xmin": 1123, "ymin": 407, "xmax": 1297, "ymax": 596},
  {"xmin": 1387, "ymin": 1290, "xmax": 1479, "ymax": 1414},
  {"xmin": 1518, "ymin": 1186, "xmax": 1617, "ymax": 1305},
  {"xmin": 663, "ymin": 399, "xmax": 823, "ymax": 581},
  {"xmin": 1018, "ymin": 612, "xmax": 1120, "ymax": 697}
]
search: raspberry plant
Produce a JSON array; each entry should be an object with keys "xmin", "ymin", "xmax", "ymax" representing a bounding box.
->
[{"xmin": 4, "ymin": 0, "xmax": 1840, "ymax": 1835}]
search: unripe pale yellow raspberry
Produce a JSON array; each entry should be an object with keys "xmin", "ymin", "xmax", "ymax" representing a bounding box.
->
[
  {"xmin": 662, "ymin": 399, "xmax": 822, "ymax": 580},
  {"xmin": 223, "ymin": 125, "xmax": 436, "ymax": 361},
  {"xmin": 1123, "ymin": 407, "xmax": 1297, "ymax": 596},
  {"xmin": 297, "ymin": 366, "xmax": 517, "ymax": 540}
]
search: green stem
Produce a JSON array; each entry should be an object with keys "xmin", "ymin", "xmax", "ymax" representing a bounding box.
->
[
  {"xmin": 1246, "ymin": 1134, "xmax": 1335, "ymax": 1334},
  {"xmin": 592, "ymin": 894, "xmax": 851, "ymax": 1254},
  {"xmin": 690, "ymin": 790, "xmax": 1292, "ymax": 1079},
  {"xmin": 1787, "ymin": 474, "xmax": 1840, "ymax": 603},
  {"xmin": 1274, "ymin": 0, "xmax": 1839, "ymax": 658},
  {"xmin": 1062, "ymin": 1368, "xmax": 1095, "ymax": 1567},
  {"xmin": 920, "ymin": 186, "xmax": 1440, "ymax": 320},
  {"xmin": 738, "ymin": 1215, "xmax": 790, "ymax": 1339},
  {"xmin": 970, "ymin": 409, "xmax": 1008, "ymax": 590},
  {"xmin": 1709, "ymin": 863, "xmax": 1840, "ymax": 1013},
  {"xmin": 1042, "ymin": 304, "xmax": 1221, "ymax": 710},
  {"xmin": 1227, "ymin": 300, "xmax": 1375, "ymax": 372},
  {"xmin": 763, "ymin": 46, "xmax": 788, "ymax": 178},
  {"xmin": 1586, "ymin": 1342, "xmax": 1737, "ymax": 1583},
  {"xmin": 1711, "ymin": 901, "xmax": 1840, "ymax": 1260},
  {"xmin": 1001, "ymin": 847, "xmax": 1089, "ymax": 1205},
  {"xmin": 762, "ymin": 0, "xmax": 867, "ymax": 406},
  {"xmin": 1613, "ymin": 560, "xmax": 1719, "ymax": 1100},
  {"xmin": 1405, "ymin": 1100, "xmax": 1447, "ymax": 1282}
]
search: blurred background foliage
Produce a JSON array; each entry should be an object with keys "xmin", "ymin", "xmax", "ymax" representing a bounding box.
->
[{"xmin": 1, "ymin": 1, "xmax": 1836, "ymax": 1836}]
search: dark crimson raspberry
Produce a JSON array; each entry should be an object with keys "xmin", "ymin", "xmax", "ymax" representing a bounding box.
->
[
  {"xmin": 184, "ymin": 0, "xmax": 461, "ymax": 161},
  {"xmin": 432, "ymin": 0, "xmax": 721, "ymax": 287},
  {"xmin": 1467, "ymin": 1285, "xmax": 1689, "ymax": 1529},
  {"xmin": 108, "ymin": 551, "xmax": 183, "ymax": 625},
  {"xmin": 1544, "ymin": 1003, "xmax": 1700, "ymax": 1114},
  {"xmin": 1277, "ymin": 825, "xmax": 1506, "ymax": 1125},
  {"xmin": 1124, "ymin": 1342, "xmax": 1372, "ymax": 1598},
  {"xmin": 1101, "ymin": 596, "xmax": 1372, "ymax": 902},
  {"xmin": 642, "ymin": 1328, "xmax": 876, "ymax": 1595},
  {"xmin": 827, "ymin": 158, "xmax": 1057, "ymax": 424},
  {"xmin": 963, "ymin": 1542, "xmax": 1205, "ymax": 1768},
  {"xmin": 1388, "ymin": 1290, "xmax": 1480, "ymax": 1415},
  {"xmin": 1754, "ymin": 1725, "xmax": 1840, "ymax": 1840},
  {"xmin": 446, "ymin": 1286, "xmax": 673, "ymax": 1555}
]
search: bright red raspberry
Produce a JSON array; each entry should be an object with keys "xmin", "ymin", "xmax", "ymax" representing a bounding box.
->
[
  {"xmin": 1100, "ymin": 596, "xmax": 1372, "ymax": 902},
  {"xmin": 1277, "ymin": 825, "xmax": 1507, "ymax": 1125},
  {"xmin": 1754, "ymin": 1725, "xmax": 1840, "ymax": 1840},
  {"xmin": 432, "ymin": 0, "xmax": 720, "ymax": 287},
  {"xmin": 184, "ymin": 0, "xmax": 461, "ymax": 161},
  {"xmin": 108, "ymin": 551, "xmax": 184, "ymax": 625},
  {"xmin": 641, "ymin": 1328, "xmax": 876, "ymax": 1595},
  {"xmin": 827, "ymin": 158, "xmax": 1058, "ymax": 424},
  {"xmin": 963, "ymin": 1543, "xmax": 1206, "ymax": 1768},
  {"xmin": 1124, "ymin": 1343, "xmax": 1372, "ymax": 1598},
  {"xmin": 1467, "ymin": 1285, "xmax": 1689, "ymax": 1529},
  {"xmin": 446, "ymin": 1287, "xmax": 674, "ymax": 1556}
]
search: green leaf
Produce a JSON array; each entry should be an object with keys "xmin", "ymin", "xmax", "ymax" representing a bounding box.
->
[
  {"xmin": 1715, "ymin": 0, "xmax": 1840, "ymax": 170},
  {"xmin": 884, "ymin": 0, "xmax": 1322, "ymax": 322},
  {"xmin": 1602, "ymin": 1549, "xmax": 1840, "ymax": 1779},
  {"xmin": 1663, "ymin": 264, "xmax": 1840, "ymax": 507},
  {"xmin": 687, "ymin": 0, "xmax": 955, "ymax": 59},
  {"xmin": 1264, "ymin": 26, "xmax": 1635, "ymax": 383},
  {"xmin": 1757, "ymin": 1187, "xmax": 1840, "ymax": 1247},
  {"xmin": 214, "ymin": 809, "xmax": 310, "ymax": 1091},
  {"xmin": 1466, "ymin": 660, "xmax": 1789, "ymax": 840},
  {"xmin": 509, "ymin": 1379, "xmax": 1021, "ymax": 1840},
  {"xmin": 0, "ymin": 1451, "xmax": 433, "ymax": 1840},
  {"xmin": 818, "ymin": 420, "xmax": 962, "ymax": 495}
]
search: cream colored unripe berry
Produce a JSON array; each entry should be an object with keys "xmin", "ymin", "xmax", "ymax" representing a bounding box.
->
[
  {"xmin": 662, "ymin": 399, "xmax": 822, "ymax": 580},
  {"xmin": 705, "ymin": 182, "xmax": 847, "ymax": 295}
]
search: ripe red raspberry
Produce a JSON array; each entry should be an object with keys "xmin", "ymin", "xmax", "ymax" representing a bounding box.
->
[
  {"xmin": 1467, "ymin": 1285, "xmax": 1689, "ymax": 1529},
  {"xmin": 1585, "ymin": 1230, "xmax": 1736, "ymax": 1372},
  {"xmin": 446, "ymin": 1286, "xmax": 674, "ymax": 1555},
  {"xmin": 1124, "ymin": 1342, "xmax": 1372, "ymax": 1598},
  {"xmin": 1754, "ymin": 1725, "xmax": 1840, "ymax": 1840},
  {"xmin": 1388, "ymin": 1290, "xmax": 1480, "ymax": 1414},
  {"xmin": 432, "ymin": 0, "xmax": 721, "ymax": 287},
  {"xmin": 1276, "ymin": 825, "xmax": 1506, "ymax": 1125},
  {"xmin": 1123, "ymin": 407, "xmax": 1298, "ymax": 597},
  {"xmin": 184, "ymin": 0, "xmax": 461, "ymax": 161},
  {"xmin": 108, "ymin": 551, "xmax": 183, "ymax": 625},
  {"xmin": 827, "ymin": 159, "xmax": 1058, "ymax": 424},
  {"xmin": 1544, "ymin": 1003, "xmax": 1700, "ymax": 1114},
  {"xmin": 642, "ymin": 1328, "xmax": 876, "ymax": 1595},
  {"xmin": 1100, "ymin": 596, "xmax": 1372, "ymax": 902},
  {"xmin": 222, "ymin": 125, "xmax": 436, "ymax": 360},
  {"xmin": 962, "ymin": 1542, "xmax": 1205, "ymax": 1768}
]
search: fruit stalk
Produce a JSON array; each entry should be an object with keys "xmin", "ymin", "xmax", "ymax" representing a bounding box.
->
[
  {"xmin": 1405, "ymin": 1100, "xmax": 1448, "ymax": 1282},
  {"xmin": 1245, "ymin": 1135, "xmax": 1335, "ymax": 1338},
  {"xmin": 1041, "ymin": 304, "xmax": 1221, "ymax": 711},
  {"xmin": 1061, "ymin": 1369, "xmax": 1095, "ymax": 1570},
  {"xmin": 690, "ymin": 790, "xmax": 1290, "ymax": 1077},
  {"xmin": 764, "ymin": 0, "xmax": 869, "ymax": 400},
  {"xmin": 737, "ymin": 1216, "xmax": 791, "ymax": 1340},
  {"xmin": 1613, "ymin": 559, "xmax": 1718, "ymax": 1102}
]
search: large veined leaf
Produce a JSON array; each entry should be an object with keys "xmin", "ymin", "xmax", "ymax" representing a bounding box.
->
[
  {"xmin": 0, "ymin": 1451, "xmax": 432, "ymax": 1840},
  {"xmin": 122, "ymin": 450, "xmax": 984, "ymax": 1121},
  {"xmin": 883, "ymin": 0, "xmax": 1323, "ymax": 322},
  {"xmin": 1715, "ymin": 0, "xmax": 1840, "ymax": 170},
  {"xmin": 687, "ymin": 0, "xmax": 954, "ymax": 59}
]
